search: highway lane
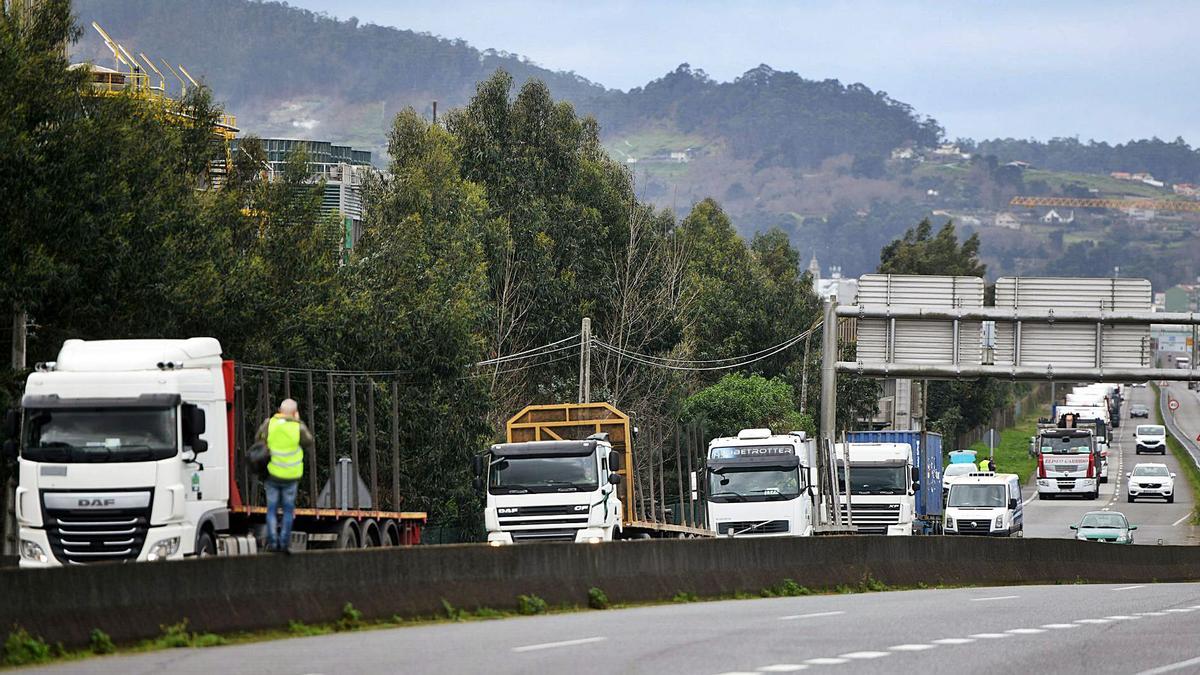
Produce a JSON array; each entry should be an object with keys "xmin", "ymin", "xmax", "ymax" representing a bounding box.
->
[
  {"xmin": 1021, "ymin": 385, "xmax": 1199, "ymax": 545},
  {"xmin": 32, "ymin": 582, "xmax": 1200, "ymax": 675}
]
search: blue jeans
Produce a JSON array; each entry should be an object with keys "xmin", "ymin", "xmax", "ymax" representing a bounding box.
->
[{"xmin": 264, "ymin": 479, "xmax": 298, "ymax": 551}]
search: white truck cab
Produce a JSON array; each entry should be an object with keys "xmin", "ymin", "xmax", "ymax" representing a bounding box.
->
[
  {"xmin": 836, "ymin": 442, "xmax": 918, "ymax": 536},
  {"xmin": 944, "ymin": 472, "xmax": 1022, "ymax": 536},
  {"xmin": 11, "ymin": 339, "xmax": 229, "ymax": 566},
  {"xmin": 705, "ymin": 429, "xmax": 816, "ymax": 537},
  {"xmin": 1036, "ymin": 428, "xmax": 1099, "ymax": 500}
]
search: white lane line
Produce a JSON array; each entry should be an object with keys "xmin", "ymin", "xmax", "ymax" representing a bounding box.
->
[
  {"xmin": 1041, "ymin": 623, "xmax": 1079, "ymax": 629},
  {"xmin": 889, "ymin": 644, "xmax": 937, "ymax": 651},
  {"xmin": 1076, "ymin": 618, "xmax": 1112, "ymax": 624},
  {"xmin": 970, "ymin": 595, "xmax": 1020, "ymax": 602},
  {"xmin": 839, "ymin": 651, "xmax": 891, "ymax": 660},
  {"xmin": 1190, "ymin": 605, "xmax": 1200, "ymax": 609},
  {"xmin": 780, "ymin": 611, "xmax": 845, "ymax": 621},
  {"xmin": 1022, "ymin": 494, "xmax": 1038, "ymax": 506},
  {"xmin": 969, "ymin": 633, "xmax": 1012, "ymax": 638},
  {"xmin": 1138, "ymin": 612, "xmax": 1169, "ymax": 616},
  {"xmin": 1135, "ymin": 655, "xmax": 1200, "ymax": 675},
  {"xmin": 756, "ymin": 665, "xmax": 809, "ymax": 672},
  {"xmin": 1165, "ymin": 608, "xmax": 1196, "ymax": 613},
  {"xmin": 932, "ymin": 638, "xmax": 976, "ymax": 644},
  {"xmin": 803, "ymin": 657, "xmax": 849, "ymax": 665},
  {"xmin": 1114, "ymin": 585, "xmax": 1147, "ymax": 591},
  {"xmin": 1172, "ymin": 513, "xmax": 1191, "ymax": 526},
  {"xmin": 1106, "ymin": 615, "xmax": 1141, "ymax": 620},
  {"xmin": 1007, "ymin": 628, "xmax": 1046, "ymax": 635},
  {"xmin": 511, "ymin": 636, "xmax": 607, "ymax": 653},
  {"xmin": 715, "ymin": 672, "xmax": 761, "ymax": 675}
]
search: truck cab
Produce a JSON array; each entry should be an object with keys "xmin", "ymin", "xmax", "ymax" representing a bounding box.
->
[
  {"xmin": 705, "ymin": 429, "xmax": 815, "ymax": 537},
  {"xmin": 1036, "ymin": 428, "xmax": 1099, "ymax": 500},
  {"xmin": 478, "ymin": 436, "xmax": 622, "ymax": 545},
  {"xmin": 836, "ymin": 442, "xmax": 918, "ymax": 536},
  {"xmin": 10, "ymin": 339, "xmax": 228, "ymax": 566},
  {"xmin": 944, "ymin": 472, "xmax": 1023, "ymax": 536}
]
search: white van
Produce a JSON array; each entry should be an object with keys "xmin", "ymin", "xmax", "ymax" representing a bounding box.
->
[{"xmin": 944, "ymin": 473, "xmax": 1023, "ymax": 537}]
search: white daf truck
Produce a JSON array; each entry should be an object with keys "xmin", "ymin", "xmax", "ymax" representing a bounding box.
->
[
  {"xmin": 5, "ymin": 338, "xmax": 425, "ymax": 567},
  {"xmin": 705, "ymin": 429, "xmax": 817, "ymax": 537},
  {"xmin": 836, "ymin": 442, "xmax": 919, "ymax": 536}
]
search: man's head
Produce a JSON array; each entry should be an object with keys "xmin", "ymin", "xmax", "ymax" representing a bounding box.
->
[{"xmin": 278, "ymin": 398, "xmax": 299, "ymax": 420}]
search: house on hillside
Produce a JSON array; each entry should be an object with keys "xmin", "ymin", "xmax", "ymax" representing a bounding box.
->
[
  {"xmin": 669, "ymin": 150, "xmax": 691, "ymax": 163},
  {"xmin": 1005, "ymin": 161, "xmax": 1031, "ymax": 170},
  {"xmin": 1110, "ymin": 171, "xmax": 1132, "ymax": 181},
  {"xmin": 993, "ymin": 212, "xmax": 1021, "ymax": 230},
  {"xmin": 1174, "ymin": 183, "xmax": 1199, "ymax": 197},
  {"xmin": 1126, "ymin": 207, "xmax": 1156, "ymax": 221},
  {"xmin": 1042, "ymin": 209, "xmax": 1075, "ymax": 224},
  {"xmin": 1131, "ymin": 172, "xmax": 1154, "ymax": 182},
  {"xmin": 891, "ymin": 146, "xmax": 916, "ymax": 160}
]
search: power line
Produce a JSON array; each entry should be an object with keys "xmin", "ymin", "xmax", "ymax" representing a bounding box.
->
[
  {"xmin": 598, "ymin": 324, "xmax": 822, "ymax": 366},
  {"xmin": 595, "ymin": 324, "xmax": 820, "ymax": 372}
]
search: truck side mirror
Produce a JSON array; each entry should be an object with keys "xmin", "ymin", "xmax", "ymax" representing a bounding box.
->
[
  {"xmin": 472, "ymin": 455, "xmax": 484, "ymax": 478},
  {"xmin": 608, "ymin": 473, "xmax": 623, "ymax": 485},
  {"xmin": 911, "ymin": 481, "xmax": 920, "ymax": 493},
  {"xmin": 472, "ymin": 477, "xmax": 484, "ymax": 493},
  {"xmin": 608, "ymin": 450, "xmax": 621, "ymax": 472},
  {"xmin": 1008, "ymin": 498, "xmax": 1018, "ymax": 510},
  {"xmin": 911, "ymin": 467, "xmax": 920, "ymax": 482},
  {"xmin": 3, "ymin": 409, "xmax": 18, "ymax": 440},
  {"xmin": 181, "ymin": 404, "xmax": 208, "ymax": 454}
]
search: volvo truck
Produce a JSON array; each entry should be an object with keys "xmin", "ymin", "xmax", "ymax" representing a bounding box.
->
[
  {"xmin": 4, "ymin": 338, "xmax": 426, "ymax": 567},
  {"xmin": 704, "ymin": 428, "xmax": 816, "ymax": 537},
  {"xmin": 475, "ymin": 403, "xmax": 712, "ymax": 543}
]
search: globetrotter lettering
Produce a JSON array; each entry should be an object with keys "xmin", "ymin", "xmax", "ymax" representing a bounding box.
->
[{"xmin": 709, "ymin": 445, "xmax": 794, "ymax": 459}]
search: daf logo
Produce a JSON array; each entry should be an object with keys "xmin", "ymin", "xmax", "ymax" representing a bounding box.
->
[
  {"xmin": 78, "ymin": 498, "xmax": 116, "ymax": 508},
  {"xmin": 497, "ymin": 507, "xmax": 518, "ymax": 514}
]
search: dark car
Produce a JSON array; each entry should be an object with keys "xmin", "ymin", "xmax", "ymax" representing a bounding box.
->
[{"xmin": 1129, "ymin": 404, "xmax": 1150, "ymax": 418}]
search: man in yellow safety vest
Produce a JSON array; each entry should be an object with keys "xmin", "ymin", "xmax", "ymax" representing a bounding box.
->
[{"xmin": 255, "ymin": 398, "xmax": 315, "ymax": 553}]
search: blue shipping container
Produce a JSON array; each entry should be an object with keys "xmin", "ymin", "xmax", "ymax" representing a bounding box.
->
[{"xmin": 845, "ymin": 430, "xmax": 944, "ymax": 524}]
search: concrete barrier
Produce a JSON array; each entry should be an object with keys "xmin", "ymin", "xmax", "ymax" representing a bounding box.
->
[{"xmin": 3, "ymin": 536, "xmax": 1200, "ymax": 647}]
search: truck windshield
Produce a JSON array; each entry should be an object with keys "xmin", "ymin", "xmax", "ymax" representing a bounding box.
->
[
  {"xmin": 836, "ymin": 465, "xmax": 907, "ymax": 495},
  {"xmin": 489, "ymin": 455, "xmax": 598, "ymax": 493},
  {"xmin": 22, "ymin": 407, "xmax": 177, "ymax": 463},
  {"xmin": 948, "ymin": 484, "xmax": 1006, "ymax": 508},
  {"xmin": 1039, "ymin": 437, "xmax": 1092, "ymax": 454},
  {"xmin": 708, "ymin": 467, "xmax": 800, "ymax": 502}
]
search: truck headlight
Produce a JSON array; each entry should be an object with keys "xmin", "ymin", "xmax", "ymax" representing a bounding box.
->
[
  {"xmin": 586, "ymin": 536, "xmax": 603, "ymax": 544},
  {"xmin": 147, "ymin": 537, "xmax": 180, "ymax": 561},
  {"xmin": 994, "ymin": 515, "xmax": 1004, "ymax": 529},
  {"xmin": 20, "ymin": 540, "xmax": 48, "ymax": 564},
  {"xmin": 945, "ymin": 516, "xmax": 954, "ymax": 529}
]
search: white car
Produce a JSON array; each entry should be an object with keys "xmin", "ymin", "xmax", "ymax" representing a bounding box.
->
[
  {"xmin": 1127, "ymin": 463, "xmax": 1175, "ymax": 503},
  {"xmin": 1134, "ymin": 425, "xmax": 1167, "ymax": 455}
]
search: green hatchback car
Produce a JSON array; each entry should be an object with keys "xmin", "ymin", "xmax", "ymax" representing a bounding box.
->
[{"xmin": 1071, "ymin": 511, "xmax": 1137, "ymax": 544}]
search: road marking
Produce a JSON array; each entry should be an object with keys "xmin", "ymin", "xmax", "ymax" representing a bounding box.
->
[
  {"xmin": 932, "ymin": 638, "xmax": 976, "ymax": 644},
  {"xmin": 1172, "ymin": 513, "xmax": 1191, "ymax": 526},
  {"xmin": 1134, "ymin": 655, "xmax": 1200, "ymax": 675},
  {"xmin": 839, "ymin": 651, "xmax": 891, "ymax": 659},
  {"xmin": 1113, "ymin": 585, "xmax": 1146, "ymax": 591},
  {"xmin": 1041, "ymin": 623, "xmax": 1079, "ymax": 629},
  {"xmin": 803, "ymin": 657, "xmax": 849, "ymax": 665},
  {"xmin": 780, "ymin": 611, "xmax": 845, "ymax": 620},
  {"xmin": 1164, "ymin": 608, "xmax": 1196, "ymax": 613},
  {"xmin": 889, "ymin": 644, "xmax": 936, "ymax": 651},
  {"xmin": 756, "ymin": 666, "xmax": 808, "ymax": 673},
  {"xmin": 970, "ymin": 595, "xmax": 1019, "ymax": 602},
  {"xmin": 511, "ymin": 636, "xmax": 607, "ymax": 652},
  {"xmin": 715, "ymin": 672, "xmax": 761, "ymax": 675},
  {"xmin": 1022, "ymin": 494, "xmax": 1038, "ymax": 506},
  {"xmin": 1105, "ymin": 615, "xmax": 1141, "ymax": 620},
  {"xmin": 1138, "ymin": 612, "xmax": 1168, "ymax": 616},
  {"xmin": 1075, "ymin": 619, "xmax": 1112, "ymax": 624},
  {"xmin": 1006, "ymin": 628, "xmax": 1046, "ymax": 634},
  {"xmin": 969, "ymin": 633, "xmax": 1012, "ymax": 638}
]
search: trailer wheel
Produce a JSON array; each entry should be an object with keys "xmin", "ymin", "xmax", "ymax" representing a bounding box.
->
[
  {"xmin": 196, "ymin": 530, "xmax": 217, "ymax": 557},
  {"xmin": 334, "ymin": 519, "xmax": 360, "ymax": 549},
  {"xmin": 360, "ymin": 519, "xmax": 382, "ymax": 548},
  {"xmin": 381, "ymin": 520, "xmax": 400, "ymax": 547}
]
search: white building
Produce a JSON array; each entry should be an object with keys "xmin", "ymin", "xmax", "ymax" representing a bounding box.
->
[
  {"xmin": 1041, "ymin": 209, "xmax": 1075, "ymax": 224},
  {"xmin": 994, "ymin": 212, "xmax": 1021, "ymax": 230}
]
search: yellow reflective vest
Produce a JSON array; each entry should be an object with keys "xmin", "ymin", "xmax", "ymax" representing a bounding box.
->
[{"xmin": 267, "ymin": 415, "xmax": 304, "ymax": 481}]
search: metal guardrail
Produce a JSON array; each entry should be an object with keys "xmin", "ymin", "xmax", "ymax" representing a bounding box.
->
[{"xmin": 1158, "ymin": 385, "xmax": 1200, "ymax": 469}]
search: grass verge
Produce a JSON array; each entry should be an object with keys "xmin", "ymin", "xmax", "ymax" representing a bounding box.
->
[
  {"xmin": 966, "ymin": 411, "xmax": 1041, "ymax": 483},
  {"xmin": 1150, "ymin": 383, "xmax": 1200, "ymax": 525}
]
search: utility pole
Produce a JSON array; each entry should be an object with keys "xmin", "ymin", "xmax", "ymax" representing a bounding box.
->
[
  {"xmin": 578, "ymin": 317, "xmax": 591, "ymax": 404},
  {"xmin": 11, "ymin": 308, "xmax": 26, "ymax": 371},
  {"xmin": 818, "ymin": 297, "xmax": 842, "ymax": 528}
]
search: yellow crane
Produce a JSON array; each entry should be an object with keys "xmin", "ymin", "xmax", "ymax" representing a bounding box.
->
[{"xmin": 1010, "ymin": 196, "xmax": 1200, "ymax": 213}]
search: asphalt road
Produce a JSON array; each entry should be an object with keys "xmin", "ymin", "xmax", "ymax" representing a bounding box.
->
[
  {"xmin": 32, "ymin": 582, "xmax": 1200, "ymax": 675},
  {"xmin": 1021, "ymin": 385, "xmax": 1199, "ymax": 545}
]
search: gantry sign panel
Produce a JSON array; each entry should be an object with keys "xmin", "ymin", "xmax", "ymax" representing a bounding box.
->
[{"xmin": 855, "ymin": 274, "xmax": 985, "ymax": 366}]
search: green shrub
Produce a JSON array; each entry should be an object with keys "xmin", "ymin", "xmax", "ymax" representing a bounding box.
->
[
  {"xmin": 441, "ymin": 599, "xmax": 464, "ymax": 621},
  {"xmin": 193, "ymin": 633, "xmax": 226, "ymax": 648},
  {"xmin": 776, "ymin": 579, "xmax": 812, "ymax": 597},
  {"xmin": 472, "ymin": 607, "xmax": 506, "ymax": 619},
  {"xmin": 862, "ymin": 576, "xmax": 889, "ymax": 592},
  {"xmin": 587, "ymin": 587, "xmax": 610, "ymax": 610},
  {"xmin": 517, "ymin": 594, "xmax": 548, "ymax": 615},
  {"xmin": 671, "ymin": 591, "xmax": 699, "ymax": 603},
  {"xmin": 157, "ymin": 620, "xmax": 192, "ymax": 649},
  {"xmin": 89, "ymin": 628, "xmax": 116, "ymax": 655},
  {"xmin": 337, "ymin": 603, "xmax": 364, "ymax": 631},
  {"xmin": 287, "ymin": 620, "xmax": 327, "ymax": 637},
  {"xmin": 2, "ymin": 627, "xmax": 52, "ymax": 666}
]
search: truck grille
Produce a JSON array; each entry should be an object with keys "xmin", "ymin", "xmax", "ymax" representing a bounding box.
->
[
  {"xmin": 840, "ymin": 503, "xmax": 902, "ymax": 535},
  {"xmin": 717, "ymin": 520, "xmax": 790, "ymax": 535},
  {"xmin": 44, "ymin": 503, "xmax": 151, "ymax": 564},
  {"xmin": 510, "ymin": 529, "xmax": 579, "ymax": 543},
  {"xmin": 955, "ymin": 520, "xmax": 993, "ymax": 535},
  {"xmin": 497, "ymin": 504, "xmax": 590, "ymax": 528}
]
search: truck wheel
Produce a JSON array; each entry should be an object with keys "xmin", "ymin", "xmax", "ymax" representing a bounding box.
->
[
  {"xmin": 196, "ymin": 531, "xmax": 217, "ymax": 557},
  {"xmin": 381, "ymin": 520, "xmax": 400, "ymax": 547},
  {"xmin": 335, "ymin": 519, "xmax": 360, "ymax": 549},
  {"xmin": 360, "ymin": 519, "xmax": 381, "ymax": 548}
]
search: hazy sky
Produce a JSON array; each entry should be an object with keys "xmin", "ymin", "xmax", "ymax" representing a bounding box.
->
[{"xmin": 285, "ymin": 0, "xmax": 1198, "ymax": 144}]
